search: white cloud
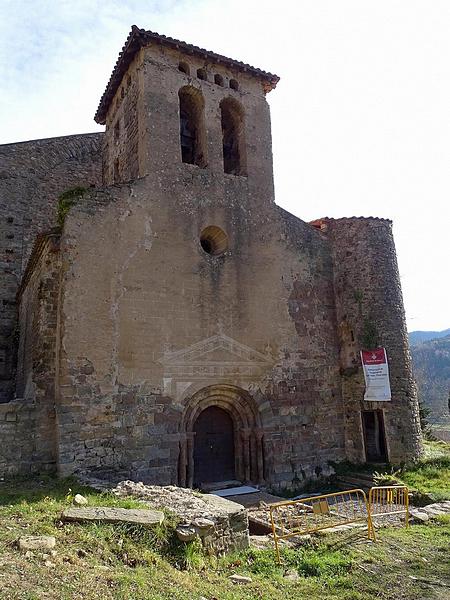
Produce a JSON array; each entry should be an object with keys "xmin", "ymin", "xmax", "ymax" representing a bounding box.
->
[{"xmin": 0, "ymin": 0, "xmax": 448, "ymax": 330}]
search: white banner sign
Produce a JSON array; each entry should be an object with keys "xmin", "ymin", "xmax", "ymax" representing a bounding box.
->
[{"xmin": 360, "ymin": 348, "xmax": 391, "ymax": 401}]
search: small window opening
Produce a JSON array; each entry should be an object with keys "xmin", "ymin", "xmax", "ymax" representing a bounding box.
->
[
  {"xmin": 200, "ymin": 226, "xmax": 228, "ymax": 256},
  {"xmin": 179, "ymin": 86, "xmax": 207, "ymax": 168},
  {"xmin": 121, "ymin": 88, "xmax": 125, "ymax": 99},
  {"xmin": 214, "ymin": 74, "xmax": 224, "ymax": 87},
  {"xmin": 197, "ymin": 68, "xmax": 207, "ymax": 81},
  {"xmin": 127, "ymin": 74, "xmax": 132, "ymax": 87},
  {"xmin": 179, "ymin": 62, "xmax": 190, "ymax": 75},
  {"xmin": 220, "ymin": 98, "xmax": 246, "ymax": 176},
  {"xmin": 229, "ymin": 79, "xmax": 239, "ymax": 91}
]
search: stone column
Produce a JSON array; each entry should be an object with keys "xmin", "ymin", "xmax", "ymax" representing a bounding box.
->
[
  {"xmin": 178, "ymin": 435, "xmax": 187, "ymax": 487},
  {"xmin": 241, "ymin": 430, "xmax": 251, "ymax": 483},
  {"xmin": 255, "ymin": 430, "xmax": 265, "ymax": 484},
  {"xmin": 187, "ymin": 433, "xmax": 195, "ymax": 488}
]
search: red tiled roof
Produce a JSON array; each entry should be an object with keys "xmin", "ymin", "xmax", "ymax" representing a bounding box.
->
[
  {"xmin": 310, "ymin": 216, "xmax": 392, "ymax": 231},
  {"xmin": 94, "ymin": 26, "xmax": 280, "ymax": 124}
]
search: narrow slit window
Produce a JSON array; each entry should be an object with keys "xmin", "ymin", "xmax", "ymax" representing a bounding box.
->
[
  {"xmin": 178, "ymin": 86, "xmax": 207, "ymax": 168},
  {"xmin": 214, "ymin": 74, "xmax": 224, "ymax": 87},
  {"xmin": 229, "ymin": 79, "xmax": 239, "ymax": 91},
  {"xmin": 197, "ymin": 68, "xmax": 207, "ymax": 81}
]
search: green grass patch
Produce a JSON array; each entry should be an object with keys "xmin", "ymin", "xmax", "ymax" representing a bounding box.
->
[
  {"xmin": 398, "ymin": 440, "xmax": 450, "ymax": 502},
  {"xmin": 1, "ymin": 474, "xmax": 449, "ymax": 599},
  {"xmin": 332, "ymin": 440, "xmax": 450, "ymax": 503}
]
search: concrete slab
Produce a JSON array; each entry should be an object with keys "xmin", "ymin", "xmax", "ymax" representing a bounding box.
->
[
  {"xmin": 226, "ymin": 491, "xmax": 284, "ymax": 508},
  {"xmin": 214, "ymin": 486, "xmax": 259, "ymax": 497}
]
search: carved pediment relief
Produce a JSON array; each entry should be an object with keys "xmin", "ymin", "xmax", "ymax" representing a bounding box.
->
[
  {"xmin": 160, "ymin": 335, "xmax": 273, "ymax": 398},
  {"xmin": 161, "ymin": 334, "xmax": 272, "ymax": 373}
]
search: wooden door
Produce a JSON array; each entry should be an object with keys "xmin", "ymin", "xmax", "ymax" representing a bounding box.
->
[{"xmin": 193, "ymin": 406, "xmax": 236, "ymax": 486}]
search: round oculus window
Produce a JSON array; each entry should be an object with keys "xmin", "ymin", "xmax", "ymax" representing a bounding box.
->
[{"xmin": 200, "ymin": 226, "xmax": 228, "ymax": 256}]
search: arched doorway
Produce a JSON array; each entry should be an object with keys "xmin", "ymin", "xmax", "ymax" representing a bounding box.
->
[
  {"xmin": 193, "ymin": 406, "xmax": 236, "ymax": 486},
  {"xmin": 178, "ymin": 384, "xmax": 265, "ymax": 488}
]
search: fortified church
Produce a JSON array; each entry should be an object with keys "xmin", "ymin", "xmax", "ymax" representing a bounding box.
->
[{"xmin": 0, "ymin": 27, "xmax": 422, "ymax": 489}]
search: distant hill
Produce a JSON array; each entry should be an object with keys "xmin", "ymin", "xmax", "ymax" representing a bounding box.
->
[
  {"xmin": 410, "ymin": 334, "xmax": 450, "ymax": 438},
  {"xmin": 409, "ymin": 328, "xmax": 450, "ymax": 346}
]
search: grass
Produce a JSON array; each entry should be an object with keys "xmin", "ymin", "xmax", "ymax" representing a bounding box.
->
[
  {"xmin": 1, "ymin": 474, "xmax": 450, "ymax": 599},
  {"xmin": 332, "ymin": 440, "xmax": 450, "ymax": 503},
  {"xmin": 390, "ymin": 440, "xmax": 450, "ymax": 503}
]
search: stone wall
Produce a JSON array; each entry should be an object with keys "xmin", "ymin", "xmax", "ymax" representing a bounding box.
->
[
  {"xmin": 103, "ymin": 53, "xmax": 142, "ymax": 185},
  {"xmin": 0, "ymin": 133, "xmax": 103, "ymax": 403},
  {"xmin": 0, "ymin": 399, "xmax": 56, "ymax": 476},
  {"xmin": 16, "ymin": 232, "xmax": 61, "ymax": 403},
  {"xmin": 1, "ymin": 36, "xmax": 422, "ymax": 485},
  {"xmin": 320, "ymin": 217, "xmax": 422, "ymax": 463},
  {"xmin": 50, "ymin": 175, "xmax": 346, "ymax": 488},
  {"xmin": 0, "ymin": 232, "xmax": 63, "ymax": 475}
]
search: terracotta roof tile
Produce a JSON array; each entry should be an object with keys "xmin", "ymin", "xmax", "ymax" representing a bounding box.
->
[{"xmin": 309, "ymin": 216, "xmax": 392, "ymax": 231}]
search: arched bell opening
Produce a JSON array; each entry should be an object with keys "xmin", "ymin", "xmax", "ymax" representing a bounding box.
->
[{"xmin": 178, "ymin": 384, "xmax": 264, "ymax": 489}]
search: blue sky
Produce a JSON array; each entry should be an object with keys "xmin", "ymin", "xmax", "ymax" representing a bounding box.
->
[{"xmin": 1, "ymin": 0, "xmax": 449, "ymax": 331}]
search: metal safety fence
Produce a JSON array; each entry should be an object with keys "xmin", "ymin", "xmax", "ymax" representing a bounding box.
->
[
  {"xmin": 368, "ymin": 485, "xmax": 409, "ymax": 527},
  {"xmin": 269, "ymin": 489, "xmax": 375, "ymax": 563},
  {"xmin": 269, "ymin": 485, "xmax": 409, "ymax": 562}
]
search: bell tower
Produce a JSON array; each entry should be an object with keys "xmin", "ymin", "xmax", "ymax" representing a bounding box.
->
[{"xmin": 95, "ymin": 26, "xmax": 279, "ymax": 206}]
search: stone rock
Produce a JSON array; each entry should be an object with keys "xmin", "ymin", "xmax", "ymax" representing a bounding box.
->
[
  {"xmin": 249, "ymin": 534, "xmax": 272, "ymax": 549},
  {"xmin": 44, "ymin": 560, "xmax": 55, "ymax": 568},
  {"xmin": 110, "ymin": 481, "xmax": 249, "ymax": 554},
  {"xmin": 193, "ymin": 518, "xmax": 215, "ymax": 532},
  {"xmin": 409, "ymin": 509, "xmax": 429, "ymax": 523},
  {"xmin": 284, "ymin": 568, "xmax": 300, "ymax": 581},
  {"xmin": 229, "ymin": 574, "xmax": 252, "ymax": 584},
  {"xmin": 18, "ymin": 536, "xmax": 56, "ymax": 551},
  {"xmin": 73, "ymin": 494, "xmax": 88, "ymax": 506},
  {"xmin": 176, "ymin": 525, "xmax": 198, "ymax": 542},
  {"xmin": 410, "ymin": 501, "xmax": 450, "ymax": 522},
  {"xmin": 61, "ymin": 506, "xmax": 164, "ymax": 526}
]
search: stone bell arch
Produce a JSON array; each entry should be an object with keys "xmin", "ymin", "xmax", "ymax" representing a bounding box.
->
[{"xmin": 178, "ymin": 384, "xmax": 265, "ymax": 488}]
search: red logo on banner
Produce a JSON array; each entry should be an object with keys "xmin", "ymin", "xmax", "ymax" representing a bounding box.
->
[{"xmin": 361, "ymin": 348, "xmax": 386, "ymax": 365}]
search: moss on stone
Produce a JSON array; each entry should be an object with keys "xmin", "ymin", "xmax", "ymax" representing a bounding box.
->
[{"xmin": 57, "ymin": 187, "xmax": 87, "ymax": 227}]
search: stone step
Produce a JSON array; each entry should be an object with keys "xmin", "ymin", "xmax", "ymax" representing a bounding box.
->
[
  {"xmin": 334, "ymin": 477, "xmax": 373, "ymax": 492},
  {"xmin": 344, "ymin": 472, "xmax": 379, "ymax": 483},
  {"xmin": 201, "ymin": 480, "xmax": 242, "ymax": 492},
  {"xmin": 62, "ymin": 506, "xmax": 164, "ymax": 527},
  {"xmin": 337, "ymin": 476, "xmax": 373, "ymax": 485}
]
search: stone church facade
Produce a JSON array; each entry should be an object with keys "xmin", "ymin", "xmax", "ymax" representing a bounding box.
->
[{"xmin": 0, "ymin": 27, "xmax": 422, "ymax": 488}]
